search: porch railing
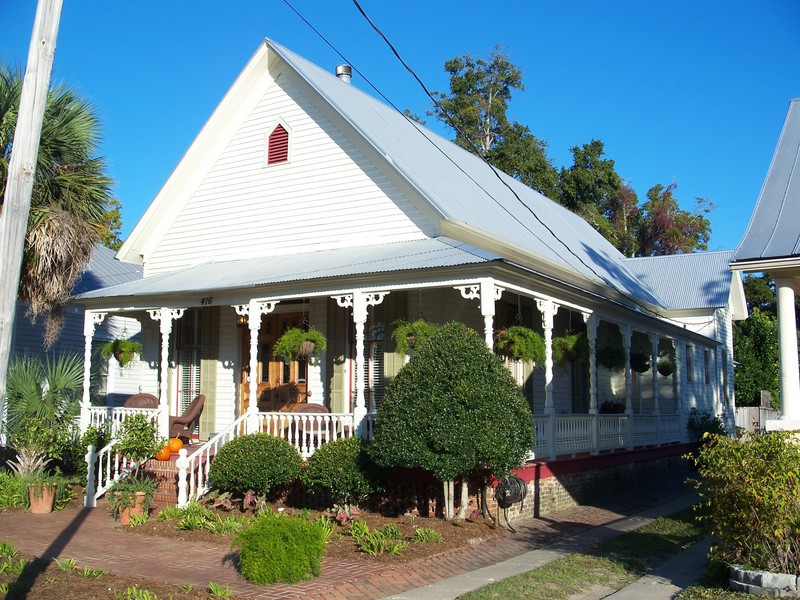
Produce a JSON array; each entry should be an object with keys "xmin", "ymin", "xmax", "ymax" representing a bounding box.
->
[
  {"xmin": 83, "ymin": 408, "xmax": 162, "ymax": 507},
  {"xmin": 533, "ymin": 413, "xmax": 684, "ymax": 461},
  {"xmin": 86, "ymin": 406, "xmax": 160, "ymax": 435},
  {"xmin": 175, "ymin": 411, "xmax": 375, "ymax": 507}
]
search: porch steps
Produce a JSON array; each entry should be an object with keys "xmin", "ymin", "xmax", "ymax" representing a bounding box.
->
[{"xmin": 142, "ymin": 449, "xmax": 212, "ymax": 508}]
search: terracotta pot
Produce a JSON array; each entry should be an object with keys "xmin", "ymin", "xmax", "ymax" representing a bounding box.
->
[
  {"xmin": 28, "ymin": 483, "xmax": 56, "ymax": 515},
  {"xmin": 119, "ymin": 491, "xmax": 147, "ymax": 526}
]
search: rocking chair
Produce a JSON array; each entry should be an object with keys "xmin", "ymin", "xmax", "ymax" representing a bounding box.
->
[{"xmin": 169, "ymin": 394, "xmax": 205, "ymax": 444}]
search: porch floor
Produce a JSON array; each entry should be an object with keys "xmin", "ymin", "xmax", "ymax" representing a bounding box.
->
[{"xmin": 0, "ymin": 483, "xmax": 693, "ymax": 599}]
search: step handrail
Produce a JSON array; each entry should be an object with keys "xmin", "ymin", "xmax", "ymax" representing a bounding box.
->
[{"xmin": 177, "ymin": 413, "xmax": 249, "ymax": 507}]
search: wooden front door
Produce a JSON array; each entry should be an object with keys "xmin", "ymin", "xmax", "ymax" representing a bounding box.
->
[{"xmin": 240, "ymin": 312, "xmax": 309, "ymax": 414}]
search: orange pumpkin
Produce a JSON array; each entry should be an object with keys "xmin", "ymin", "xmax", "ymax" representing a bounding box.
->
[
  {"xmin": 167, "ymin": 437, "xmax": 183, "ymax": 452},
  {"xmin": 155, "ymin": 445, "xmax": 171, "ymax": 461}
]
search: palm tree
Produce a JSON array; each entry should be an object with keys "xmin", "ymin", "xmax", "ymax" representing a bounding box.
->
[{"xmin": 0, "ymin": 65, "xmax": 114, "ymax": 346}]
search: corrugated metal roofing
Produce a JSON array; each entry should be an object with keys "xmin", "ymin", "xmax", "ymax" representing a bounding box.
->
[
  {"xmin": 267, "ymin": 40, "xmax": 665, "ymax": 308},
  {"xmin": 72, "ymin": 245, "xmax": 143, "ymax": 295},
  {"xmin": 75, "ymin": 238, "xmax": 497, "ymax": 300},
  {"xmin": 733, "ymin": 99, "xmax": 800, "ymax": 264},
  {"xmin": 624, "ymin": 250, "xmax": 735, "ymax": 310}
]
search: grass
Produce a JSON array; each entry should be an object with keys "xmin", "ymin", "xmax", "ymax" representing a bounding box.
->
[{"xmin": 459, "ymin": 507, "xmax": 710, "ymax": 600}]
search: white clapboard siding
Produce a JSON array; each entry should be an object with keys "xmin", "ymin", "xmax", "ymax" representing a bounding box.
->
[{"xmin": 146, "ymin": 70, "xmax": 432, "ymax": 275}]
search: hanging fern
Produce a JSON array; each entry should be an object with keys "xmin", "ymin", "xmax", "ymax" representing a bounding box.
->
[
  {"xmin": 630, "ymin": 351, "xmax": 652, "ymax": 373},
  {"xmin": 273, "ymin": 327, "xmax": 327, "ymax": 365},
  {"xmin": 552, "ymin": 333, "xmax": 589, "ymax": 365},
  {"xmin": 596, "ymin": 344, "xmax": 626, "ymax": 370},
  {"xmin": 494, "ymin": 326, "xmax": 545, "ymax": 363},
  {"xmin": 391, "ymin": 319, "xmax": 440, "ymax": 356}
]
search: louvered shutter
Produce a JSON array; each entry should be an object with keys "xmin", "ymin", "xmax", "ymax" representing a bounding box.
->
[{"xmin": 268, "ymin": 124, "xmax": 289, "ymax": 164}]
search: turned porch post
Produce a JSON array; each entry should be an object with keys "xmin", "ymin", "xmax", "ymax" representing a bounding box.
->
[
  {"xmin": 455, "ymin": 278, "xmax": 504, "ymax": 349},
  {"xmin": 234, "ymin": 300, "xmax": 278, "ymax": 433},
  {"xmin": 334, "ymin": 291, "xmax": 387, "ymax": 434},
  {"xmin": 79, "ymin": 310, "xmax": 106, "ymax": 432},
  {"xmin": 148, "ymin": 308, "xmax": 186, "ymax": 440},
  {"xmin": 536, "ymin": 299, "xmax": 559, "ymax": 460}
]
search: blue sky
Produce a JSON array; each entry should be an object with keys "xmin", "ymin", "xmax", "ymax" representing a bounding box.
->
[{"xmin": 2, "ymin": 1, "xmax": 799, "ymax": 251}]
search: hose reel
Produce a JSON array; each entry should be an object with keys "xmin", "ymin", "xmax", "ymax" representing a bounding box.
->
[{"xmin": 494, "ymin": 475, "xmax": 527, "ymax": 532}]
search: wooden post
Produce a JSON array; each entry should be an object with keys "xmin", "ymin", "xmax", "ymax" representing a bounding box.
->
[{"xmin": 0, "ymin": 0, "xmax": 63, "ymax": 441}]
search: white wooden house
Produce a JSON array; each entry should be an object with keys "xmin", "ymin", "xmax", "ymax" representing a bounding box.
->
[{"xmin": 74, "ymin": 40, "xmax": 745, "ymax": 505}]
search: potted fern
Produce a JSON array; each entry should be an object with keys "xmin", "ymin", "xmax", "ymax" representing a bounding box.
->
[
  {"xmin": 630, "ymin": 351, "xmax": 652, "ymax": 373},
  {"xmin": 494, "ymin": 326, "xmax": 545, "ymax": 363},
  {"xmin": 597, "ymin": 344, "xmax": 626, "ymax": 370},
  {"xmin": 100, "ymin": 338, "xmax": 142, "ymax": 368},
  {"xmin": 391, "ymin": 319, "xmax": 440, "ymax": 356},
  {"xmin": 273, "ymin": 327, "xmax": 327, "ymax": 365}
]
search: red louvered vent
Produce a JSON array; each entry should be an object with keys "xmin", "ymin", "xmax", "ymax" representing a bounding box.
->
[{"xmin": 268, "ymin": 124, "xmax": 289, "ymax": 165}]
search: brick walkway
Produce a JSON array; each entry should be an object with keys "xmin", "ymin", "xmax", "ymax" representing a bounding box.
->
[{"xmin": 0, "ymin": 484, "xmax": 691, "ymax": 600}]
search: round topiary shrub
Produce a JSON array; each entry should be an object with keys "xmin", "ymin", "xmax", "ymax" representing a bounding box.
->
[
  {"xmin": 207, "ymin": 433, "xmax": 302, "ymax": 498},
  {"xmin": 231, "ymin": 514, "xmax": 325, "ymax": 584},
  {"xmin": 302, "ymin": 437, "xmax": 374, "ymax": 508}
]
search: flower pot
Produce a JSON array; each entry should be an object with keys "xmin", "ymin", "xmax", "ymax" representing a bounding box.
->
[
  {"xmin": 119, "ymin": 491, "xmax": 147, "ymax": 526},
  {"xmin": 28, "ymin": 483, "xmax": 56, "ymax": 514}
]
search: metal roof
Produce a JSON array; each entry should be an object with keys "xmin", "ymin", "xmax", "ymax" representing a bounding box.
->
[
  {"xmin": 624, "ymin": 250, "xmax": 735, "ymax": 310},
  {"xmin": 267, "ymin": 40, "xmax": 665, "ymax": 308},
  {"xmin": 72, "ymin": 245, "xmax": 143, "ymax": 295},
  {"xmin": 733, "ymin": 99, "xmax": 800, "ymax": 264},
  {"xmin": 76, "ymin": 238, "xmax": 497, "ymax": 300}
]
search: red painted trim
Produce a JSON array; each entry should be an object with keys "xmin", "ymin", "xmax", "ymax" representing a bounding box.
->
[
  {"xmin": 268, "ymin": 124, "xmax": 289, "ymax": 164},
  {"xmin": 514, "ymin": 443, "xmax": 697, "ymax": 482}
]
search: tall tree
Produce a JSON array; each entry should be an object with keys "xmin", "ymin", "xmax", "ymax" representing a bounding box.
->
[
  {"xmin": 0, "ymin": 65, "xmax": 114, "ymax": 346},
  {"xmin": 733, "ymin": 308, "xmax": 780, "ymax": 408},
  {"xmin": 98, "ymin": 197, "xmax": 124, "ymax": 250},
  {"xmin": 430, "ymin": 47, "xmax": 558, "ymax": 197},
  {"xmin": 558, "ymin": 139, "xmax": 622, "ymax": 215},
  {"xmin": 606, "ymin": 183, "xmax": 642, "ymax": 258},
  {"xmin": 636, "ymin": 183, "xmax": 713, "ymax": 256}
]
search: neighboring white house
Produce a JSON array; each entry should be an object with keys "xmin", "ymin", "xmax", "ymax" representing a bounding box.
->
[
  {"xmin": 74, "ymin": 39, "xmax": 745, "ymax": 464},
  {"xmin": 731, "ymin": 98, "xmax": 800, "ymax": 430},
  {"xmin": 12, "ymin": 244, "xmax": 144, "ymax": 405}
]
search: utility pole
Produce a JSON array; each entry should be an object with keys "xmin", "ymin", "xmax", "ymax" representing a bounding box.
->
[{"xmin": 0, "ymin": 0, "xmax": 64, "ymax": 442}]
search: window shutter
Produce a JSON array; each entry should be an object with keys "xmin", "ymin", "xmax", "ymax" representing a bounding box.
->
[{"xmin": 268, "ymin": 124, "xmax": 289, "ymax": 165}]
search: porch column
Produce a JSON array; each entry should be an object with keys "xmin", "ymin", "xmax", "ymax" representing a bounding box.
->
[
  {"xmin": 623, "ymin": 325, "xmax": 633, "ymax": 414},
  {"xmin": 772, "ymin": 277, "xmax": 800, "ymax": 426},
  {"xmin": 651, "ymin": 334, "xmax": 660, "ymax": 415},
  {"xmin": 456, "ymin": 278, "xmax": 504, "ymax": 348},
  {"xmin": 536, "ymin": 299, "xmax": 559, "ymax": 416},
  {"xmin": 334, "ymin": 291, "xmax": 387, "ymax": 434},
  {"xmin": 584, "ymin": 313, "xmax": 598, "ymax": 415},
  {"xmin": 148, "ymin": 308, "xmax": 186, "ymax": 440},
  {"xmin": 79, "ymin": 310, "xmax": 106, "ymax": 432},
  {"xmin": 234, "ymin": 300, "xmax": 278, "ymax": 433},
  {"xmin": 675, "ymin": 340, "xmax": 686, "ymax": 442}
]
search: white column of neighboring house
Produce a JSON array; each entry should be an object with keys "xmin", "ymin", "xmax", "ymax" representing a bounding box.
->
[
  {"xmin": 147, "ymin": 308, "xmax": 186, "ymax": 440},
  {"xmin": 79, "ymin": 310, "xmax": 106, "ymax": 432},
  {"xmin": 771, "ymin": 277, "xmax": 800, "ymax": 428},
  {"xmin": 234, "ymin": 300, "xmax": 278, "ymax": 433},
  {"xmin": 334, "ymin": 291, "xmax": 386, "ymax": 434}
]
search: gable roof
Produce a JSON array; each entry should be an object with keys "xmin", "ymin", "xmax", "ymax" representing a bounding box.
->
[
  {"xmin": 732, "ymin": 98, "xmax": 800, "ymax": 269},
  {"xmin": 625, "ymin": 250, "xmax": 746, "ymax": 318},
  {"xmin": 119, "ymin": 39, "xmax": 665, "ymax": 310}
]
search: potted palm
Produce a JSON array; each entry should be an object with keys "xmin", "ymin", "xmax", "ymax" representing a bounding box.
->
[
  {"xmin": 494, "ymin": 326, "xmax": 545, "ymax": 363},
  {"xmin": 391, "ymin": 319, "xmax": 440, "ymax": 356},
  {"xmin": 273, "ymin": 327, "xmax": 327, "ymax": 365},
  {"xmin": 100, "ymin": 338, "xmax": 142, "ymax": 368}
]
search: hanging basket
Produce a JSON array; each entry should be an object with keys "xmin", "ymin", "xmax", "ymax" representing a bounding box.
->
[
  {"xmin": 298, "ymin": 340, "xmax": 316, "ymax": 357},
  {"xmin": 273, "ymin": 327, "xmax": 327, "ymax": 365},
  {"xmin": 657, "ymin": 358, "xmax": 676, "ymax": 377},
  {"xmin": 630, "ymin": 351, "xmax": 651, "ymax": 373}
]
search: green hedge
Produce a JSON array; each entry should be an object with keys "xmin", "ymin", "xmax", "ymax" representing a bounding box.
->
[
  {"xmin": 302, "ymin": 437, "xmax": 374, "ymax": 507},
  {"xmin": 231, "ymin": 514, "xmax": 325, "ymax": 584},
  {"xmin": 207, "ymin": 433, "xmax": 302, "ymax": 498}
]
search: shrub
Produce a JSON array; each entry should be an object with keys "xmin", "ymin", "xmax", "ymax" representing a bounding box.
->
[
  {"xmin": 208, "ymin": 433, "xmax": 302, "ymax": 498},
  {"xmin": 231, "ymin": 515, "xmax": 325, "ymax": 584},
  {"xmin": 690, "ymin": 431, "xmax": 800, "ymax": 573},
  {"xmin": 302, "ymin": 437, "xmax": 374, "ymax": 507},
  {"xmin": 687, "ymin": 407, "xmax": 726, "ymax": 441}
]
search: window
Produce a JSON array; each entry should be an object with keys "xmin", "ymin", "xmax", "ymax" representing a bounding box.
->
[
  {"xmin": 704, "ymin": 349, "xmax": 711, "ymax": 385},
  {"xmin": 685, "ymin": 345, "xmax": 693, "ymax": 383},
  {"xmin": 177, "ymin": 309, "xmax": 202, "ymax": 418},
  {"xmin": 267, "ymin": 124, "xmax": 289, "ymax": 165}
]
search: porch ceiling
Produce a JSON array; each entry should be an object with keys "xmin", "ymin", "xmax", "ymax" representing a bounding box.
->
[{"xmin": 74, "ymin": 238, "xmax": 499, "ymax": 302}]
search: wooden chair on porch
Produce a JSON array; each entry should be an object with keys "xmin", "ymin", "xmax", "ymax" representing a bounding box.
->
[
  {"xmin": 169, "ymin": 395, "xmax": 205, "ymax": 444},
  {"xmin": 123, "ymin": 393, "xmax": 159, "ymax": 409}
]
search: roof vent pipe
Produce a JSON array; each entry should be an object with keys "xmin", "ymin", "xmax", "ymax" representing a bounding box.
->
[{"xmin": 335, "ymin": 64, "xmax": 352, "ymax": 84}]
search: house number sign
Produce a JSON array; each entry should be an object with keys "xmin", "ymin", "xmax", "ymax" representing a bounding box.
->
[{"xmin": 200, "ymin": 296, "xmax": 213, "ymax": 305}]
